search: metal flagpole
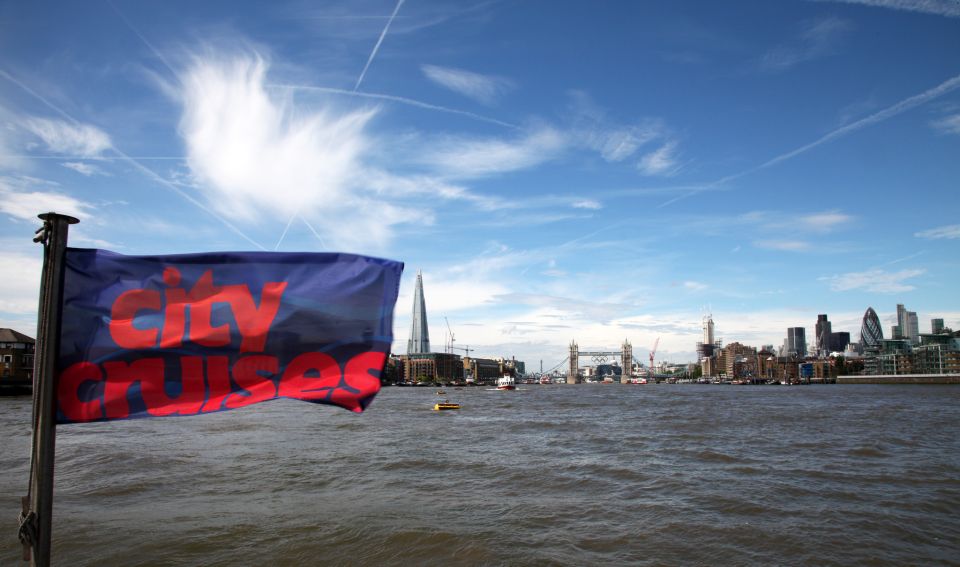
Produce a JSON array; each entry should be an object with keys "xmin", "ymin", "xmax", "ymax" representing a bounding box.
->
[{"xmin": 19, "ymin": 212, "xmax": 79, "ymax": 566}]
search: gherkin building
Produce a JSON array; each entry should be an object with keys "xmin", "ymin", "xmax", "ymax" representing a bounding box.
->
[{"xmin": 860, "ymin": 307, "xmax": 883, "ymax": 349}]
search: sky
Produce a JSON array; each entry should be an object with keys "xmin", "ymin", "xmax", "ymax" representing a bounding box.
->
[{"xmin": 1, "ymin": 0, "xmax": 959, "ymax": 369}]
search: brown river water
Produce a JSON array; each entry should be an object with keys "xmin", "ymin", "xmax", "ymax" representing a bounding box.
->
[{"xmin": 2, "ymin": 384, "xmax": 959, "ymax": 566}]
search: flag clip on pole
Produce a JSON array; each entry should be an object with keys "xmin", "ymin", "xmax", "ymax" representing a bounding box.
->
[{"xmin": 19, "ymin": 212, "xmax": 78, "ymax": 566}]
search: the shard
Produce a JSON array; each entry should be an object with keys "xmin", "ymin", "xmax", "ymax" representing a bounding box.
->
[{"xmin": 407, "ymin": 270, "xmax": 431, "ymax": 354}]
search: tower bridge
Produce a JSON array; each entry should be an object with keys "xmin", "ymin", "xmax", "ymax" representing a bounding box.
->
[{"xmin": 568, "ymin": 340, "xmax": 633, "ymax": 384}]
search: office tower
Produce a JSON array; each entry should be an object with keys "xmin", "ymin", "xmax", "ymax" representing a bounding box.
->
[
  {"xmin": 407, "ymin": 270, "xmax": 431, "ymax": 354},
  {"xmin": 704, "ymin": 315, "xmax": 715, "ymax": 345},
  {"xmin": 815, "ymin": 314, "xmax": 832, "ymax": 357},
  {"xmin": 829, "ymin": 332, "xmax": 850, "ymax": 352},
  {"xmin": 860, "ymin": 307, "xmax": 883, "ymax": 349},
  {"xmin": 786, "ymin": 327, "xmax": 807, "ymax": 357},
  {"xmin": 906, "ymin": 311, "xmax": 919, "ymax": 344},
  {"xmin": 932, "ymin": 318, "xmax": 945, "ymax": 334}
]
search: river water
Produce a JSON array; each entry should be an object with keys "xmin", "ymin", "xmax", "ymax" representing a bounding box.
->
[{"xmin": 2, "ymin": 384, "xmax": 959, "ymax": 566}]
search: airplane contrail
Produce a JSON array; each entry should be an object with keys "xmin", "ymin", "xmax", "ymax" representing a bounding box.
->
[
  {"xmin": 659, "ymin": 72, "xmax": 960, "ymax": 208},
  {"xmin": 0, "ymin": 67, "xmax": 267, "ymax": 251},
  {"xmin": 355, "ymin": 0, "xmax": 405, "ymax": 91}
]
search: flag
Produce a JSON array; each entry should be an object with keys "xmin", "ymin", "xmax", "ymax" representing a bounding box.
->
[{"xmin": 56, "ymin": 249, "xmax": 403, "ymax": 423}]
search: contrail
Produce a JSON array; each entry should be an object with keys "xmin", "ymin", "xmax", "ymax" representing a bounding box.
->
[
  {"xmin": 106, "ymin": 0, "xmax": 178, "ymax": 78},
  {"xmin": 274, "ymin": 212, "xmax": 298, "ymax": 250},
  {"xmin": 0, "ymin": 67, "xmax": 267, "ymax": 251},
  {"xmin": 299, "ymin": 216, "xmax": 330, "ymax": 249},
  {"xmin": 659, "ymin": 72, "xmax": 960, "ymax": 208},
  {"xmin": 354, "ymin": 0, "xmax": 405, "ymax": 91},
  {"xmin": 271, "ymin": 83, "xmax": 518, "ymax": 129}
]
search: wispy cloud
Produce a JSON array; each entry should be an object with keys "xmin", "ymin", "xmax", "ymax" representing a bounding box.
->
[
  {"xmin": 0, "ymin": 65, "xmax": 267, "ymax": 249},
  {"xmin": 61, "ymin": 161, "xmax": 109, "ymax": 176},
  {"xmin": 812, "ymin": 0, "xmax": 960, "ymax": 18},
  {"xmin": 683, "ymin": 281, "xmax": 708, "ymax": 291},
  {"xmin": 176, "ymin": 51, "xmax": 436, "ymax": 251},
  {"xmin": 179, "ymin": 54, "xmax": 376, "ymax": 221},
  {"xmin": 819, "ymin": 268, "xmax": 926, "ymax": 293},
  {"xmin": 269, "ymin": 84, "xmax": 518, "ymax": 128},
  {"xmin": 568, "ymin": 92, "xmax": 671, "ymax": 163},
  {"xmin": 662, "ymin": 71, "xmax": 960, "ymax": 206},
  {"xmin": 638, "ymin": 140, "xmax": 680, "ymax": 176},
  {"xmin": 0, "ymin": 250, "xmax": 42, "ymax": 315},
  {"xmin": 421, "ymin": 64, "xmax": 514, "ymax": 105},
  {"xmin": 760, "ymin": 16, "xmax": 851, "ymax": 72},
  {"xmin": 22, "ymin": 117, "xmax": 111, "ymax": 157},
  {"xmin": 931, "ymin": 113, "xmax": 960, "ymax": 134},
  {"xmin": 354, "ymin": 0, "xmax": 405, "ymax": 90},
  {"xmin": 572, "ymin": 199, "xmax": 602, "ymax": 210},
  {"xmin": 0, "ymin": 176, "xmax": 94, "ymax": 220},
  {"xmin": 418, "ymin": 126, "xmax": 567, "ymax": 178},
  {"xmin": 754, "ymin": 239, "xmax": 812, "ymax": 251},
  {"xmin": 798, "ymin": 210, "xmax": 853, "ymax": 232},
  {"xmin": 915, "ymin": 224, "xmax": 960, "ymax": 239}
]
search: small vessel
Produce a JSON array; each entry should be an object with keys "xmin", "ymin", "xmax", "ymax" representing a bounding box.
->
[
  {"xmin": 433, "ymin": 401, "xmax": 461, "ymax": 410},
  {"xmin": 496, "ymin": 375, "xmax": 516, "ymax": 390},
  {"xmin": 436, "ymin": 390, "xmax": 447, "ymax": 395}
]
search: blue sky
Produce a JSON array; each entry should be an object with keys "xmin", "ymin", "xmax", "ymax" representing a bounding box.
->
[{"xmin": 1, "ymin": 0, "xmax": 958, "ymax": 367}]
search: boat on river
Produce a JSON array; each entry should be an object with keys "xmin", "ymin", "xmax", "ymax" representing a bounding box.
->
[
  {"xmin": 496, "ymin": 375, "xmax": 516, "ymax": 390},
  {"xmin": 433, "ymin": 401, "xmax": 460, "ymax": 410}
]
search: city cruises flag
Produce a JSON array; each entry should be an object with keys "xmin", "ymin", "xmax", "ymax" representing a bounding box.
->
[{"xmin": 55, "ymin": 249, "xmax": 403, "ymax": 423}]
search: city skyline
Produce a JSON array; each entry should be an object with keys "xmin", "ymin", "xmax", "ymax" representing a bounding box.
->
[{"xmin": 1, "ymin": 1, "xmax": 958, "ymax": 366}]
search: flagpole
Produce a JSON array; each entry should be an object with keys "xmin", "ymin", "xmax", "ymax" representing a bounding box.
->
[{"xmin": 20, "ymin": 212, "xmax": 78, "ymax": 566}]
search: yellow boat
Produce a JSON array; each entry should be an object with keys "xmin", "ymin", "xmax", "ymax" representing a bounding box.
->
[{"xmin": 433, "ymin": 402, "xmax": 461, "ymax": 411}]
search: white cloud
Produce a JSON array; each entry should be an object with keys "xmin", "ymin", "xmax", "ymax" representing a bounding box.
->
[
  {"xmin": 931, "ymin": 113, "xmax": 960, "ymax": 134},
  {"xmin": 572, "ymin": 199, "xmax": 602, "ymax": 210},
  {"xmin": 421, "ymin": 64, "xmax": 515, "ymax": 105},
  {"xmin": 177, "ymin": 51, "xmax": 427, "ymax": 251},
  {"xmin": 683, "ymin": 281, "xmax": 708, "ymax": 291},
  {"xmin": 798, "ymin": 210, "xmax": 853, "ymax": 232},
  {"xmin": 819, "ymin": 268, "xmax": 926, "ymax": 293},
  {"xmin": 418, "ymin": 126, "xmax": 567, "ymax": 179},
  {"xmin": 637, "ymin": 140, "xmax": 680, "ymax": 176},
  {"xmin": 0, "ymin": 177, "xmax": 94, "ymax": 220},
  {"xmin": 568, "ymin": 93, "xmax": 668, "ymax": 163},
  {"xmin": 0, "ymin": 251, "xmax": 42, "ymax": 315},
  {"xmin": 813, "ymin": 0, "xmax": 960, "ymax": 18},
  {"xmin": 22, "ymin": 118, "xmax": 111, "ymax": 157},
  {"xmin": 754, "ymin": 240, "xmax": 811, "ymax": 251},
  {"xmin": 914, "ymin": 224, "xmax": 960, "ymax": 239},
  {"xmin": 61, "ymin": 161, "xmax": 109, "ymax": 176},
  {"xmin": 760, "ymin": 16, "xmax": 851, "ymax": 72}
]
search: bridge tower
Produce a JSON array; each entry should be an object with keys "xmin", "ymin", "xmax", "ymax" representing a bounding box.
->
[
  {"xmin": 568, "ymin": 341, "xmax": 579, "ymax": 384},
  {"xmin": 621, "ymin": 339, "xmax": 632, "ymax": 382}
]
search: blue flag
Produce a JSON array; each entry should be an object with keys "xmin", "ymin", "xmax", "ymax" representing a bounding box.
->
[{"xmin": 56, "ymin": 249, "xmax": 403, "ymax": 423}]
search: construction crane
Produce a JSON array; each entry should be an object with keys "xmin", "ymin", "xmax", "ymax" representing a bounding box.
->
[
  {"xmin": 450, "ymin": 344, "xmax": 473, "ymax": 356},
  {"xmin": 444, "ymin": 316, "xmax": 455, "ymax": 354},
  {"xmin": 648, "ymin": 337, "xmax": 660, "ymax": 381}
]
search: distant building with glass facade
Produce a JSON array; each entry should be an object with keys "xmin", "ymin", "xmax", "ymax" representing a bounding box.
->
[{"xmin": 860, "ymin": 307, "xmax": 883, "ymax": 349}]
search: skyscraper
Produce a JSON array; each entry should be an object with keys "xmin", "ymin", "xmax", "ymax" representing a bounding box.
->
[
  {"xmin": 815, "ymin": 314, "xmax": 832, "ymax": 357},
  {"xmin": 896, "ymin": 303, "xmax": 920, "ymax": 345},
  {"xmin": 407, "ymin": 270, "xmax": 431, "ymax": 354},
  {"xmin": 785, "ymin": 327, "xmax": 807, "ymax": 357},
  {"xmin": 703, "ymin": 314, "xmax": 715, "ymax": 345},
  {"xmin": 932, "ymin": 318, "xmax": 945, "ymax": 334},
  {"xmin": 906, "ymin": 311, "xmax": 919, "ymax": 344},
  {"xmin": 860, "ymin": 307, "xmax": 883, "ymax": 349}
]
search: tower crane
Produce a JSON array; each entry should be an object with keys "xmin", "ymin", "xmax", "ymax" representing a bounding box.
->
[
  {"xmin": 444, "ymin": 316, "xmax": 455, "ymax": 354},
  {"xmin": 648, "ymin": 337, "xmax": 660, "ymax": 381}
]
